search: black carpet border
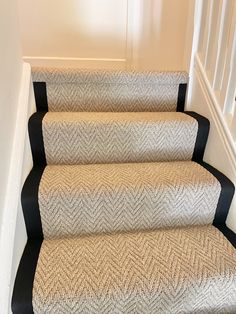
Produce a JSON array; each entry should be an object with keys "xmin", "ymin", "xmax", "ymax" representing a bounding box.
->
[
  {"xmin": 199, "ymin": 162, "xmax": 235, "ymax": 226},
  {"xmin": 21, "ymin": 167, "xmax": 44, "ymax": 239},
  {"xmin": 12, "ymin": 165, "xmax": 44, "ymax": 313},
  {"xmin": 216, "ymin": 224, "xmax": 236, "ymax": 248},
  {"xmin": 12, "ymin": 239, "xmax": 42, "ymax": 314},
  {"xmin": 33, "ymin": 82, "xmax": 48, "ymax": 111},
  {"xmin": 184, "ymin": 111, "xmax": 210, "ymax": 162},
  {"xmin": 177, "ymin": 83, "xmax": 187, "ymax": 112},
  {"xmin": 198, "ymin": 161, "xmax": 236, "ymax": 248},
  {"xmin": 29, "ymin": 112, "xmax": 47, "ymax": 167},
  {"xmin": 12, "ymin": 111, "xmax": 46, "ymax": 313}
]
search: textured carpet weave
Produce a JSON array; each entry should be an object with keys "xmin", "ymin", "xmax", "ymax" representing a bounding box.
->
[
  {"xmin": 39, "ymin": 161, "xmax": 221, "ymax": 238},
  {"xmin": 32, "ymin": 67, "xmax": 188, "ymax": 112},
  {"xmin": 42, "ymin": 112, "xmax": 198, "ymax": 165},
  {"xmin": 12, "ymin": 68, "xmax": 236, "ymax": 314},
  {"xmin": 33, "ymin": 225, "xmax": 236, "ymax": 314}
]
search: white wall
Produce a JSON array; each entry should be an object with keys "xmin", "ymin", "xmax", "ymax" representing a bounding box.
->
[
  {"xmin": 17, "ymin": 0, "xmax": 195, "ymax": 71},
  {"xmin": 0, "ymin": 0, "xmax": 22, "ymax": 227},
  {"xmin": 0, "ymin": 62, "xmax": 34, "ymax": 314},
  {"xmin": 0, "ymin": 0, "xmax": 23, "ymax": 310},
  {"xmin": 0, "ymin": 1, "xmax": 34, "ymax": 313},
  {"xmin": 10, "ymin": 76, "xmax": 36, "ymax": 312}
]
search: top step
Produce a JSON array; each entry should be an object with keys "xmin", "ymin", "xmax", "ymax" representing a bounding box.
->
[{"xmin": 32, "ymin": 67, "xmax": 189, "ymax": 112}]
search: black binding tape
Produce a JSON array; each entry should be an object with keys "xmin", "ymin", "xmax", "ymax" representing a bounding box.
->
[
  {"xmin": 12, "ymin": 239, "xmax": 42, "ymax": 314},
  {"xmin": 13, "ymin": 166, "xmax": 44, "ymax": 312},
  {"xmin": 21, "ymin": 167, "xmax": 44, "ymax": 239},
  {"xmin": 177, "ymin": 83, "xmax": 187, "ymax": 112},
  {"xmin": 29, "ymin": 112, "xmax": 47, "ymax": 167},
  {"xmin": 217, "ymin": 224, "xmax": 236, "ymax": 248},
  {"xmin": 186, "ymin": 113, "xmax": 236, "ymax": 248},
  {"xmin": 199, "ymin": 161, "xmax": 236, "ymax": 248},
  {"xmin": 200, "ymin": 162, "xmax": 235, "ymax": 226},
  {"xmin": 33, "ymin": 82, "xmax": 48, "ymax": 111},
  {"xmin": 12, "ymin": 112, "xmax": 47, "ymax": 313},
  {"xmin": 184, "ymin": 111, "xmax": 210, "ymax": 162}
]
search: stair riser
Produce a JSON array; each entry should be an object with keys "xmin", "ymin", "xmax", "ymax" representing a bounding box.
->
[
  {"xmin": 29, "ymin": 112, "xmax": 209, "ymax": 165},
  {"xmin": 32, "ymin": 69, "xmax": 188, "ymax": 112},
  {"xmin": 37, "ymin": 162, "xmax": 221, "ymax": 238},
  {"xmin": 43, "ymin": 116, "xmax": 198, "ymax": 165}
]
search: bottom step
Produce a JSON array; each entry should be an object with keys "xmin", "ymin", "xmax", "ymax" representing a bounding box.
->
[{"xmin": 13, "ymin": 225, "xmax": 236, "ymax": 313}]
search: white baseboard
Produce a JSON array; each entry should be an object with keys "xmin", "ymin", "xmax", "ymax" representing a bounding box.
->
[
  {"xmin": 23, "ymin": 56, "xmax": 127, "ymax": 70},
  {"xmin": 0, "ymin": 62, "xmax": 35, "ymax": 314},
  {"xmin": 187, "ymin": 54, "xmax": 236, "ymax": 233}
]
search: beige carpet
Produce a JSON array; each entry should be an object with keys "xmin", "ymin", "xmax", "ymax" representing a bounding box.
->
[
  {"xmin": 33, "ymin": 225, "xmax": 236, "ymax": 314},
  {"xmin": 42, "ymin": 112, "xmax": 198, "ymax": 165},
  {"xmin": 39, "ymin": 161, "xmax": 220, "ymax": 238},
  {"xmin": 32, "ymin": 68, "xmax": 188, "ymax": 112},
  {"xmin": 12, "ymin": 68, "xmax": 236, "ymax": 314}
]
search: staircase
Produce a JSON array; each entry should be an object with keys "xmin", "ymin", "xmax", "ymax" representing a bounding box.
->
[{"xmin": 12, "ymin": 68, "xmax": 236, "ymax": 313}]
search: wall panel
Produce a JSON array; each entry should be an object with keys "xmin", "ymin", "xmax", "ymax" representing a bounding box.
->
[{"xmin": 18, "ymin": 0, "xmax": 194, "ymax": 70}]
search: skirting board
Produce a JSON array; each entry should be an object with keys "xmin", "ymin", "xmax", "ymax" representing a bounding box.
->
[
  {"xmin": 186, "ymin": 54, "xmax": 236, "ymax": 233},
  {"xmin": 23, "ymin": 57, "xmax": 127, "ymax": 70}
]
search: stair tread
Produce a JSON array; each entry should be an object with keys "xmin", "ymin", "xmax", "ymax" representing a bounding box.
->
[
  {"xmin": 38, "ymin": 111, "xmax": 204, "ymax": 165},
  {"xmin": 37, "ymin": 161, "xmax": 221, "ymax": 238},
  {"xmin": 31, "ymin": 225, "xmax": 236, "ymax": 313}
]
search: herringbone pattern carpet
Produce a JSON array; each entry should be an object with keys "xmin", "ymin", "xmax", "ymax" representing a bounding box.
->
[
  {"xmin": 12, "ymin": 68, "xmax": 236, "ymax": 314},
  {"xmin": 32, "ymin": 68, "xmax": 188, "ymax": 112},
  {"xmin": 33, "ymin": 225, "xmax": 236, "ymax": 314},
  {"xmin": 39, "ymin": 161, "xmax": 220, "ymax": 238},
  {"xmin": 42, "ymin": 112, "xmax": 198, "ymax": 165}
]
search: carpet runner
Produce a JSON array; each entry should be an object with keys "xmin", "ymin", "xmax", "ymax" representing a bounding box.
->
[{"xmin": 12, "ymin": 68, "xmax": 236, "ymax": 313}]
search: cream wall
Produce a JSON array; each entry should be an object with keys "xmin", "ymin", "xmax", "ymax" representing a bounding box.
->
[
  {"xmin": 137, "ymin": 0, "xmax": 194, "ymax": 71},
  {"xmin": 0, "ymin": 0, "xmax": 22, "ymax": 231},
  {"xmin": 0, "ymin": 0, "xmax": 25, "ymax": 312},
  {"xmin": 18, "ymin": 0, "xmax": 127, "ymax": 58},
  {"xmin": 17, "ymin": 0, "xmax": 194, "ymax": 71},
  {"xmin": 0, "ymin": 1, "xmax": 36, "ymax": 313}
]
